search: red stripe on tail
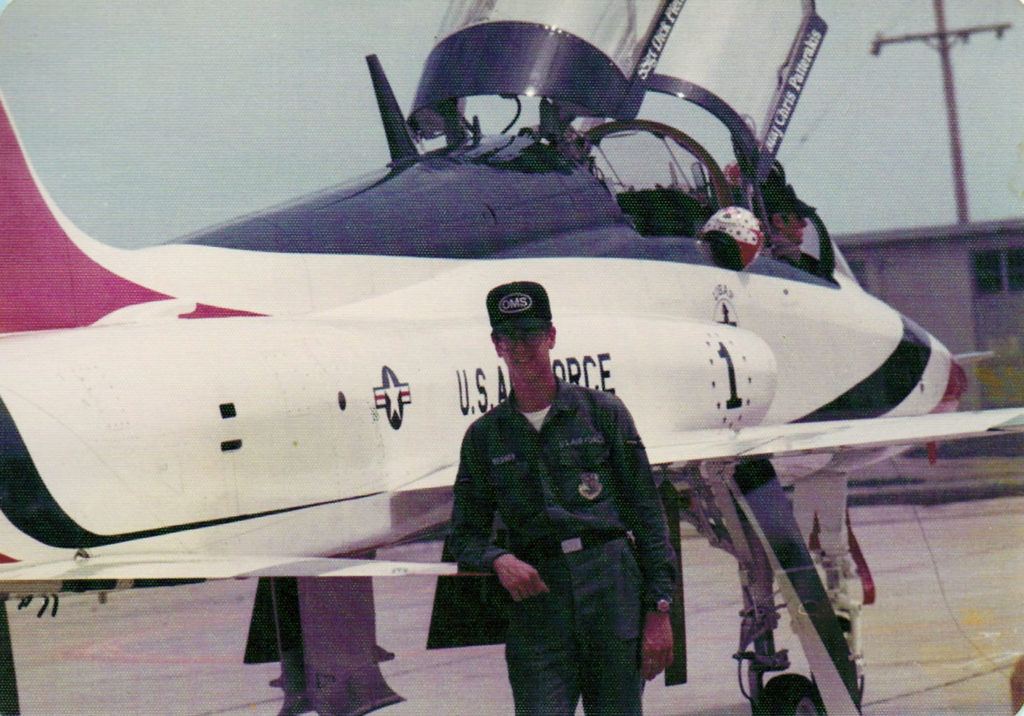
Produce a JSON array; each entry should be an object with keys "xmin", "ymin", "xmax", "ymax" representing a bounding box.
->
[{"xmin": 0, "ymin": 95, "xmax": 171, "ymax": 333}]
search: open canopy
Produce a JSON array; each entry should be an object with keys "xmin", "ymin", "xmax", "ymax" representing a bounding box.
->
[
  {"xmin": 412, "ymin": 0, "xmax": 825, "ymax": 174},
  {"xmin": 412, "ymin": 0, "xmax": 672, "ymax": 128},
  {"xmin": 650, "ymin": 0, "xmax": 826, "ymax": 177}
]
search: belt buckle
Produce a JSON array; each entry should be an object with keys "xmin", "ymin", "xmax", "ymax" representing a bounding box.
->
[{"xmin": 561, "ymin": 537, "xmax": 583, "ymax": 553}]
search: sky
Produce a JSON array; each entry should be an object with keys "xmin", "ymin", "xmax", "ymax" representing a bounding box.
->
[{"xmin": 0, "ymin": 0, "xmax": 1021, "ymax": 249}]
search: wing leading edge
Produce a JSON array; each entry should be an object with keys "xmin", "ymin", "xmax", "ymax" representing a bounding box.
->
[
  {"xmin": 0, "ymin": 553, "xmax": 460, "ymax": 583},
  {"xmin": 643, "ymin": 407, "xmax": 1024, "ymax": 467},
  {"xmin": 395, "ymin": 407, "xmax": 1024, "ymax": 494}
]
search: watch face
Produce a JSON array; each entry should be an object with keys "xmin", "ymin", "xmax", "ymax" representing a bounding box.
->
[{"xmin": 656, "ymin": 598, "xmax": 671, "ymax": 613}]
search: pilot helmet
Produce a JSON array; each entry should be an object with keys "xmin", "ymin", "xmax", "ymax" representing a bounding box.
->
[{"xmin": 700, "ymin": 207, "xmax": 765, "ymax": 270}]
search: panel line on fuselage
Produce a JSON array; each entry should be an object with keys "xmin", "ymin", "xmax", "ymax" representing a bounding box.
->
[{"xmin": 0, "ymin": 396, "xmax": 379, "ymax": 551}]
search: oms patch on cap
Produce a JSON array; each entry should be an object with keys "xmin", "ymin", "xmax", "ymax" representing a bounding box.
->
[
  {"xmin": 487, "ymin": 280, "xmax": 552, "ymax": 331},
  {"xmin": 499, "ymin": 293, "xmax": 533, "ymax": 314}
]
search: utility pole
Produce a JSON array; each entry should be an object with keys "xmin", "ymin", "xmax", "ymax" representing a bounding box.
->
[{"xmin": 871, "ymin": 0, "xmax": 1011, "ymax": 225}]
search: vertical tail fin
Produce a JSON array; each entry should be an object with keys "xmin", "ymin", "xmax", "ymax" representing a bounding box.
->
[{"xmin": 0, "ymin": 90, "xmax": 171, "ymax": 333}]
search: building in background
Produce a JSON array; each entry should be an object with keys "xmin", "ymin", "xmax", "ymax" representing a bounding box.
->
[{"xmin": 837, "ymin": 218, "xmax": 1024, "ymax": 410}]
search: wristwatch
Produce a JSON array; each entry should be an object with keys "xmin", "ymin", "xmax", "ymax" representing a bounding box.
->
[{"xmin": 653, "ymin": 597, "xmax": 672, "ymax": 613}]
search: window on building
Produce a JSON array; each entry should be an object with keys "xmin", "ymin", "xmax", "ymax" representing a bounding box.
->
[
  {"xmin": 973, "ymin": 250, "xmax": 1003, "ymax": 295},
  {"xmin": 971, "ymin": 247, "xmax": 1024, "ymax": 296},
  {"xmin": 1007, "ymin": 248, "xmax": 1024, "ymax": 292}
]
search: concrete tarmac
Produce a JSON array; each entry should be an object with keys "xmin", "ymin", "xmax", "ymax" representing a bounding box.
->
[{"xmin": 5, "ymin": 494, "xmax": 1023, "ymax": 715}]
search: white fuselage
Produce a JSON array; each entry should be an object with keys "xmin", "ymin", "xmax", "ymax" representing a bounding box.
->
[{"xmin": 0, "ymin": 253, "xmax": 953, "ymax": 563}]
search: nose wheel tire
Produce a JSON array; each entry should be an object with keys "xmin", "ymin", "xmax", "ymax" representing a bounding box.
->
[{"xmin": 753, "ymin": 674, "xmax": 825, "ymax": 716}]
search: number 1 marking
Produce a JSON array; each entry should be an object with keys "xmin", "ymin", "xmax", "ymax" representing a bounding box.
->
[{"xmin": 717, "ymin": 342, "xmax": 743, "ymax": 409}]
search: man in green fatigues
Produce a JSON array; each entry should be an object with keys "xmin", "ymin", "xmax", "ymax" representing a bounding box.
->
[{"xmin": 449, "ymin": 281, "xmax": 678, "ymax": 715}]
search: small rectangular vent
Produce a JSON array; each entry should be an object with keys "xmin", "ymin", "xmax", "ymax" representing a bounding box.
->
[
  {"xmin": 220, "ymin": 439, "xmax": 242, "ymax": 452},
  {"xmin": 219, "ymin": 403, "xmax": 237, "ymax": 419}
]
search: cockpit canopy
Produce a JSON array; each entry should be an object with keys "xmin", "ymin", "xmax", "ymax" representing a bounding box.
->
[
  {"xmin": 653, "ymin": 0, "xmax": 823, "ymax": 153},
  {"xmin": 412, "ymin": 0, "xmax": 825, "ymax": 175},
  {"xmin": 412, "ymin": 0, "xmax": 665, "ymax": 131}
]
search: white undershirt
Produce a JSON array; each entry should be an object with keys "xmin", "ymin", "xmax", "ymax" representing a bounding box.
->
[{"xmin": 520, "ymin": 406, "xmax": 550, "ymax": 431}]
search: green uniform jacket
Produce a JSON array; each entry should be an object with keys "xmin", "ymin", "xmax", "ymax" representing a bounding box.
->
[{"xmin": 449, "ymin": 380, "xmax": 678, "ymax": 611}]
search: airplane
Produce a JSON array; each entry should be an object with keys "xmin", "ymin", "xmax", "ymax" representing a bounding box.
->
[{"xmin": 0, "ymin": 1, "xmax": 1022, "ymax": 714}]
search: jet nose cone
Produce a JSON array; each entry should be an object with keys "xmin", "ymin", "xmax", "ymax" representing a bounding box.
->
[{"xmin": 935, "ymin": 358, "xmax": 968, "ymax": 413}]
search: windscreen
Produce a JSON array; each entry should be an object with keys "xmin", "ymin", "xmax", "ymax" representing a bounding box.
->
[{"xmin": 435, "ymin": 0, "xmax": 665, "ymax": 76}]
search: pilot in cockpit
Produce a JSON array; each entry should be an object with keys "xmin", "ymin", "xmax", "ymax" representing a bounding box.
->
[
  {"xmin": 763, "ymin": 167, "xmax": 820, "ymax": 271},
  {"xmin": 762, "ymin": 164, "xmax": 836, "ymax": 282}
]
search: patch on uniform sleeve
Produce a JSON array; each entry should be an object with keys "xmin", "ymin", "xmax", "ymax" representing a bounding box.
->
[{"xmin": 578, "ymin": 472, "xmax": 604, "ymax": 500}]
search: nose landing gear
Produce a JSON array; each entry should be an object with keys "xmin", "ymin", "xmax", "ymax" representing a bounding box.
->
[
  {"xmin": 754, "ymin": 673, "xmax": 825, "ymax": 716},
  {"xmin": 676, "ymin": 459, "xmax": 863, "ymax": 715}
]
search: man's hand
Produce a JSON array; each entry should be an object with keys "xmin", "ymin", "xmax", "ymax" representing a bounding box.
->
[
  {"xmin": 641, "ymin": 611, "xmax": 674, "ymax": 681},
  {"xmin": 492, "ymin": 554, "xmax": 549, "ymax": 601}
]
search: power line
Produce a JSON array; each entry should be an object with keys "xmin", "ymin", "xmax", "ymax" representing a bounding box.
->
[{"xmin": 871, "ymin": 0, "xmax": 1011, "ymax": 225}]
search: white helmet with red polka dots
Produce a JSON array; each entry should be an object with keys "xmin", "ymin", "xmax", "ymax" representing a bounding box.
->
[{"xmin": 699, "ymin": 206, "xmax": 765, "ymax": 269}]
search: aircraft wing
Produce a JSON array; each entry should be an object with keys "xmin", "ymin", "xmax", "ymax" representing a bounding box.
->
[
  {"xmin": 397, "ymin": 407, "xmax": 1024, "ymax": 494},
  {"xmin": 643, "ymin": 407, "xmax": 1024, "ymax": 466},
  {"xmin": 5, "ymin": 408, "xmax": 1015, "ymax": 586},
  {"xmin": 0, "ymin": 552, "xmax": 460, "ymax": 583}
]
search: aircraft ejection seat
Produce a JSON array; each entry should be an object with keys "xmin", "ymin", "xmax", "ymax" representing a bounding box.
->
[
  {"xmin": 584, "ymin": 119, "xmax": 731, "ymax": 239},
  {"xmin": 616, "ymin": 188, "xmax": 712, "ymax": 238}
]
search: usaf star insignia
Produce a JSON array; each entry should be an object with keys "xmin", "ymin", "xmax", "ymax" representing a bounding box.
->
[{"xmin": 373, "ymin": 365, "xmax": 412, "ymax": 430}]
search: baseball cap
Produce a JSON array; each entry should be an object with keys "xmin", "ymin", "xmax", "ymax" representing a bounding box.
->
[{"xmin": 486, "ymin": 281, "xmax": 552, "ymax": 333}]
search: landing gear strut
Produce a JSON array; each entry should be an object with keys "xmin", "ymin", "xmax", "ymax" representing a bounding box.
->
[{"xmin": 668, "ymin": 459, "xmax": 863, "ymax": 715}]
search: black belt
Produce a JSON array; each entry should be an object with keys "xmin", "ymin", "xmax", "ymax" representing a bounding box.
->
[{"xmin": 518, "ymin": 530, "xmax": 626, "ymax": 563}]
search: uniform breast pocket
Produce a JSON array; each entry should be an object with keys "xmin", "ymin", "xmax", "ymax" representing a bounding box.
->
[
  {"xmin": 558, "ymin": 441, "xmax": 610, "ymax": 469},
  {"xmin": 557, "ymin": 443, "xmax": 613, "ymax": 504}
]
